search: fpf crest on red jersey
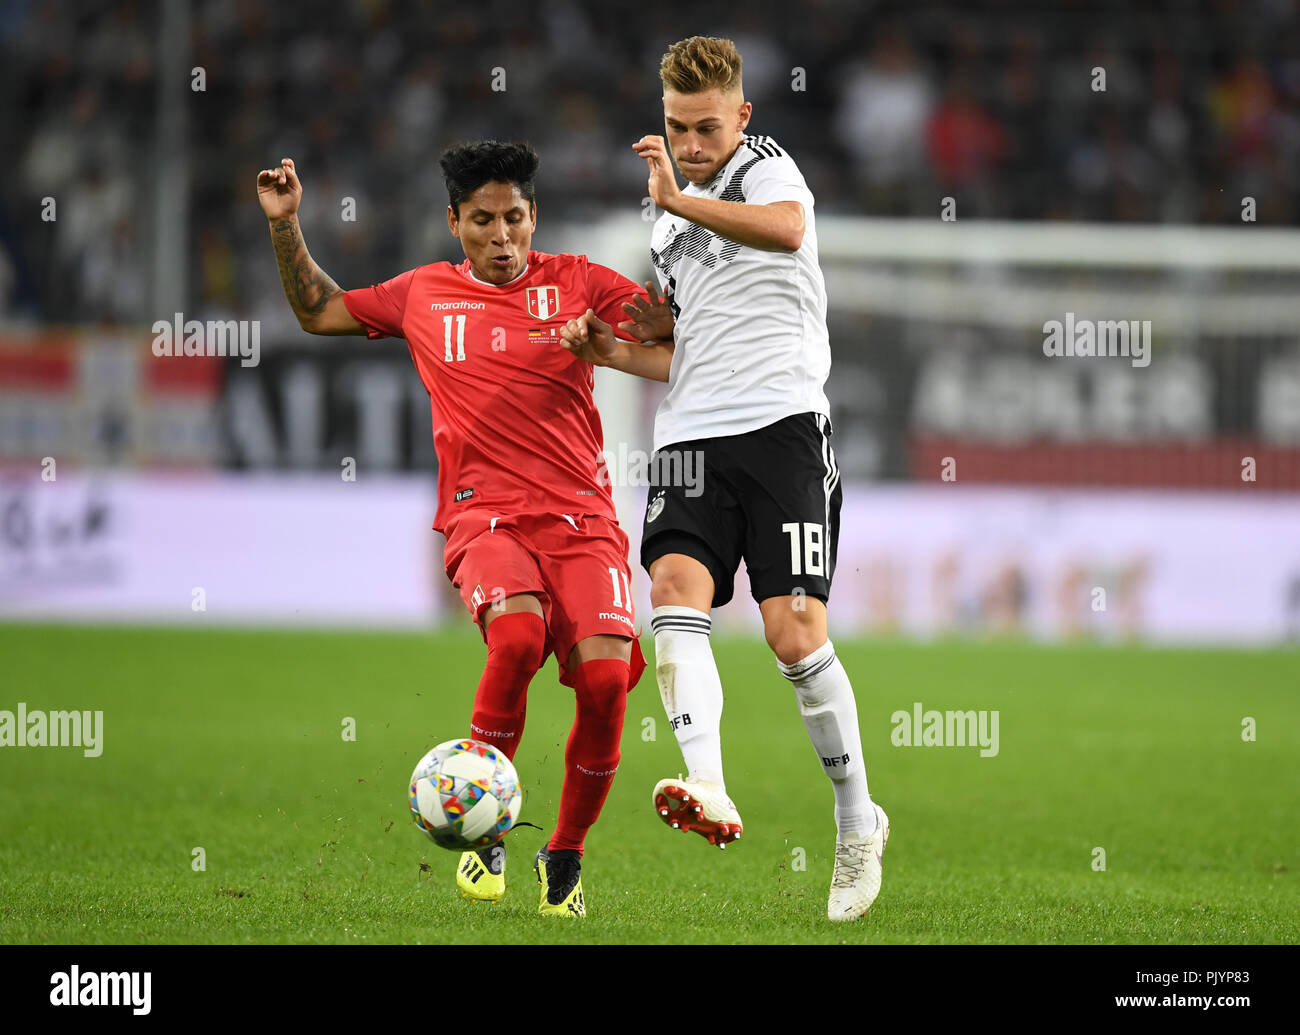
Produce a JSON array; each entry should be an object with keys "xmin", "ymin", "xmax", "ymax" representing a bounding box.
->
[{"xmin": 526, "ymin": 285, "xmax": 560, "ymax": 321}]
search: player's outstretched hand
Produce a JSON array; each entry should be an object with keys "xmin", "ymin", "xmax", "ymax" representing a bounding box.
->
[
  {"xmin": 633, "ymin": 135, "xmax": 680, "ymax": 210},
  {"xmin": 559, "ymin": 309, "xmax": 620, "ymax": 366},
  {"xmin": 257, "ymin": 158, "xmax": 303, "ymax": 221},
  {"xmin": 618, "ymin": 281, "xmax": 674, "ymax": 342}
]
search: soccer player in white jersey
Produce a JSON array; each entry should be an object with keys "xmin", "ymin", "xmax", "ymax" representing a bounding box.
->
[{"xmin": 558, "ymin": 36, "xmax": 889, "ymax": 922}]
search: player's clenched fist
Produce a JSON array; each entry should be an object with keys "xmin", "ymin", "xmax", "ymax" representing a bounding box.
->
[
  {"xmin": 559, "ymin": 309, "xmax": 619, "ymax": 366},
  {"xmin": 257, "ymin": 158, "xmax": 303, "ymax": 221},
  {"xmin": 633, "ymin": 135, "xmax": 681, "ymax": 210}
]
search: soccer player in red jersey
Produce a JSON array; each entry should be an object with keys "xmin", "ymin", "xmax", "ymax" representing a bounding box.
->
[{"xmin": 256, "ymin": 142, "xmax": 674, "ymax": 917}]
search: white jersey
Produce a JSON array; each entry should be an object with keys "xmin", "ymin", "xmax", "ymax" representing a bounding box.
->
[{"xmin": 649, "ymin": 133, "xmax": 831, "ymax": 451}]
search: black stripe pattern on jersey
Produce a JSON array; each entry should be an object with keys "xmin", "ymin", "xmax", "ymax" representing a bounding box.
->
[
  {"xmin": 651, "ymin": 137, "xmax": 781, "ymax": 282},
  {"xmin": 745, "ymin": 134, "xmax": 785, "ymax": 159}
]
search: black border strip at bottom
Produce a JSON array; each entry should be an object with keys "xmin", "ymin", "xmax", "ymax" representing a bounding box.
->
[{"xmin": 0, "ymin": 944, "xmax": 1290, "ymax": 1022}]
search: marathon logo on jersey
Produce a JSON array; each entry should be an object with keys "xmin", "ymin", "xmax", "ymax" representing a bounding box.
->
[
  {"xmin": 526, "ymin": 285, "xmax": 560, "ymax": 321},
  {"xmin": 455, "ymin": 488, "xmax": 474, "ymax": 502}
]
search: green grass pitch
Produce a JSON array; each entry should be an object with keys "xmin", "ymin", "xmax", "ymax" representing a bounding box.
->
[{"xmin": 0, "ymin": 624, "xmax": 1295, "ymax": 944}]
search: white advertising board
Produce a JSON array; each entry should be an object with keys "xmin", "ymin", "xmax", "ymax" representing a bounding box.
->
[{"xmin": 3, "ymin": 475, "xmax": 1296, "ymax": 645}]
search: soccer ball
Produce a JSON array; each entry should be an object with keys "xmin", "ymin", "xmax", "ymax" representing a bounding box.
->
[{"xmin": 409, "ymin": 738, "xmax": 523, "ymax": 851}]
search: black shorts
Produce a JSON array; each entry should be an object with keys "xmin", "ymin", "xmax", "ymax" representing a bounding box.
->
[{"xmin": 640, "ymin": 412, "xmax": 842, "ymax": 608}]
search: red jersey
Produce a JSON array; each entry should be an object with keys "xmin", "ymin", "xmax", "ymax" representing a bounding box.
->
[{"xmin": 343, "ymin": 250, "xmax": 644, "ymax": 534}]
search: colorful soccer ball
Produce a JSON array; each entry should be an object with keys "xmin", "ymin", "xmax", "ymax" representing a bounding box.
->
[{"xmin": 409, "ymin": 739, "xmax": 523, "ymax": 851}]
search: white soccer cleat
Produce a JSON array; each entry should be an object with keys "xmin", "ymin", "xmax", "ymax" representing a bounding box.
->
[
  {"xmin": 827, "ymin": 803, "xmax": 890, "ymax": 922},
  {"xmin": 652, "ymin": 776, "xmax": 743, "ymax": 847}
]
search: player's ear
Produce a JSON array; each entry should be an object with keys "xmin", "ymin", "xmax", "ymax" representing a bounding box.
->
[
  {"xmin": 528, "ymin": 200, "xmax": 537, "ymax": 231},
  {"xmin": 737, "ymin": 100, "xmax": 752, "ymax": 132},
  {"xmin": 446, "ymin": 204, "xmax": 460, "ymax": 239}
]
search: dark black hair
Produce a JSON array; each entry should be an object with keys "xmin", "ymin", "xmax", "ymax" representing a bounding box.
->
[{"xmin": 439, "ymin": 141, "xmax": 540, "ymax": 216}]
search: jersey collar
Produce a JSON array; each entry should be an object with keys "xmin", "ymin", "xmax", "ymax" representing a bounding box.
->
[{"xmin": 466, "ymin": 261, "xmax": 531, "ymax": 287}]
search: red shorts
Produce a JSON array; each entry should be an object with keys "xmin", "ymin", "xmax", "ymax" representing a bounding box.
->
[{"xmin": 443, "ymin": 511, "xmax": 646, "ymax": 690}]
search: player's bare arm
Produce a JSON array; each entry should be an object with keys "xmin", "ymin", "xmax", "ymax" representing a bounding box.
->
[
  {"xmin": 257, "ymin": 158, "xmax": 365, "ymax": 335},
  {"xmin": 634, "ymin": 134, "xmax": 805, "ymax": 253},
  {"xmin": 559, "ymin": 308, "xmax": 674, "ymax": 383}
]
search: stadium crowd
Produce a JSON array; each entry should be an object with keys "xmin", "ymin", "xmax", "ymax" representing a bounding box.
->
[{"xmin": 2, "ymin": 0, "xmax": 1297, "ymax": 323}]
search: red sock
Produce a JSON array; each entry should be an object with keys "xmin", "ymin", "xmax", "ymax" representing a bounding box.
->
[
  {"xmin": 549, "ymin": 658, "xmax": 630, "ymax": 855},
  {"xmin": 469, "ymin": 612, "xmax": 546, "ymax": 761}
]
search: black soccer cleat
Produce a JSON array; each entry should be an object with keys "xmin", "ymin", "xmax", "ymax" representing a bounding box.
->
[{"xmin": 533, "ymin": 846, "xmax": 585, "ymax": 917}]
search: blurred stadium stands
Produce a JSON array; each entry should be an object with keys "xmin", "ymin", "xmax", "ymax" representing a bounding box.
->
[
  {"xmin": 1, "ymin": 1, "xmax": 1298, "ymax": 642},
  {"xmin": 3, "ymin": 0, "xmax": 1300, "ymax": 322}
]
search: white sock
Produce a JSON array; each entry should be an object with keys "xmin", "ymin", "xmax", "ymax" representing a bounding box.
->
[
  {"xmin": 778, "ymin": 640, "xmax": 875, "ymax": 837},
  {"xmin": 651, "ymin": 605, "xmax": 726, "ymax": 789}
]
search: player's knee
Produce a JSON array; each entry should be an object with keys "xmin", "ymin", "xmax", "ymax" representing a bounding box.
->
[
  {"xmin": 650, "ymin": 559, "xmax": 712, "ymax": 605},
  {"xmin": 764, "ymin": 618, "xmax": 826, "ymax": 668},
  {"xmin": 649, "ymin": 569, "xmax": 687, "ymax": 608},
  {"xmin": 486, "ymin": 612, "xmax": 547, "ymax": 671},
  {"xmin": 575, "ymin": 661, "xmax": 630, "ymax": 716}
]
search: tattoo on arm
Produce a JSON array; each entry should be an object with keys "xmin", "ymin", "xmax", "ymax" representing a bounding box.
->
[{"xmin": 270, "ymin": 218, "xmax": 342, "ymax": 322}]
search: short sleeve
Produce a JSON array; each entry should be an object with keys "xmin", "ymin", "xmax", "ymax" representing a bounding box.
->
[
  {"xmin": 585, "ymin": 260, "xmax": 648, "ymax": 333},
  {"xmin": 343, "ymin": 268, "xmax": 417, "ymax": 340},
  {"xmin": 742, "ymin": 154, "xmax": 815, "ymax": 212}
]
